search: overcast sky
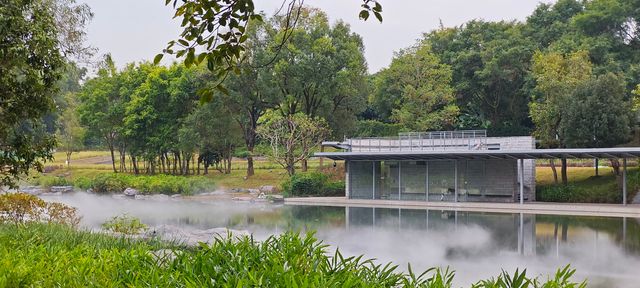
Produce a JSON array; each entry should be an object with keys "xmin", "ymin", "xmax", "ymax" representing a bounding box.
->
[{"xmin": 79, "ymin": 0, "xmax": 554, "ymax": 73}]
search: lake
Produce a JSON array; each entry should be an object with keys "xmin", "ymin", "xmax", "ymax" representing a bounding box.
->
[{"xmin": 42, "ymin": 192, "xmax": 640, "ymax": 287}]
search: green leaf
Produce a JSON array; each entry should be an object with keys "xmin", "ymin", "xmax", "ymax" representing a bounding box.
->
[
  {"xmin": 216, "ymin": 84, "xmax": 229, "ymax": 95},
  {"xmin": 358, "ymin": 10, "xmax": 369, "ymax": 21},
  {"xmin": 374, "ymin": 12, "xmax": 383, "ymax": 23},
  {"xmin": 153, "ymin": 54, "xmax": 164, "ymax": 65}
]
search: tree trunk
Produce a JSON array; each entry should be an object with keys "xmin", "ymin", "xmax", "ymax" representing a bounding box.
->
[
  {"xmin": 132, "ymin": 155, "xmax": 139, "ymax": 175},
  {"xmin": 302, "ymin": 159, "xmax": 308, "ymax": 172},
  {"xmin": 549, "ymin": 159, "xmax": 558, "ymax": 184},
  {"xmin": 611, "ymin": 159, "xmax": 620, "ymax": 176},
  {"xmin": 66, "ymin": 151, "xmax": 72, "ymax": 167},
  {"xmin": 595, "ymin": 158, "xmax": 599, "ymax": 176},
  {"xmin": 160, "ymin": 154, "xmax": 166, "ymax": 174},
  {"xmin": 108, "ymin": 146, "xmax": 117, "ymax": 173},
  {"xmin": 561, "ymin": 157, "xmax": 568, "ymax": 185}
]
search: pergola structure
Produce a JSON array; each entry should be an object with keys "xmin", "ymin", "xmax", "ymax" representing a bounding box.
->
[{"xmin": 316, "ymin": 147, "xmax": 640, "ymax": 205}]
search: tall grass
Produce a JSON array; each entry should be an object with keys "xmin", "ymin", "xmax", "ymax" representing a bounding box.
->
[{"xmin": 0, "ymin": 223, "xmax": 586, "ymax": 288}]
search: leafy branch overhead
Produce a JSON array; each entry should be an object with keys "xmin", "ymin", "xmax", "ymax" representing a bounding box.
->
[{"xmin": 157, "ymin": 0, "xmax": 382, "ymax": 99}]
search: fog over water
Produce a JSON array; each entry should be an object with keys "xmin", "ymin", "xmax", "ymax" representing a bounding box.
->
[{"xmin": 42, "ymin": 192, "xmax": 640, "ymax": 287}]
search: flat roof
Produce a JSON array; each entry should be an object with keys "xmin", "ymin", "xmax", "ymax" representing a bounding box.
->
[{"xmin": 315, "ymin": 147, "xmax": 640, "ymax": 161}]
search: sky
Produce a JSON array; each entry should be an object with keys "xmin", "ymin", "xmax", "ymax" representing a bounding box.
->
[{"xmin": 79, "ymin": 0, "xmax": 554, "ymax": 73}]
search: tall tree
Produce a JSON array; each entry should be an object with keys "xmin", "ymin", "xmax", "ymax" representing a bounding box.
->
[
  {"xmin": 529, "ymin": 51, "xmax": 593, "ymax": 184},
  {"xmin": 372, "ymin": 44, "xmax": 458, "ymax": 131},
  {"xmin": 0, "ymin": 0, "xmax": 65, "ymax": 187}
]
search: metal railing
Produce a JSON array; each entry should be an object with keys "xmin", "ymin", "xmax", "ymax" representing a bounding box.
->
[{"xmin": 348, "ymin": 130, "xmax": 489, "ymax": 152}]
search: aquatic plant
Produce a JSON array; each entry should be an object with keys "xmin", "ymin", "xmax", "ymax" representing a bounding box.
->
[{"xmin": 101, "ymin": 214, "xmax": 148, "ymax": 235}]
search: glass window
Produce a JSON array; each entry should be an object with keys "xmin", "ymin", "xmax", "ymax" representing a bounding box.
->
[{"xmin": 400, "ymin": 161, "xmax": 427, "ymax": 201}]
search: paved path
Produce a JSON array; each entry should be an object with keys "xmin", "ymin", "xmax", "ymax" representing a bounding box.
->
[{"xmin": 285, "ymin": 197, "xmax": 640, "ymax": 218}]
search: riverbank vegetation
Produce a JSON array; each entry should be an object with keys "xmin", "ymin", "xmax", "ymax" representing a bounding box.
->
[{"xmin": 0, "ymin": 222, "xmax": 585, "ymax": 288}]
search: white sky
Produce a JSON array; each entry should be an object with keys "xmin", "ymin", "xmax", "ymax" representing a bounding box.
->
[{"xmin": 79, "ymin": 0, "xmax": 554, "ymax": 73}]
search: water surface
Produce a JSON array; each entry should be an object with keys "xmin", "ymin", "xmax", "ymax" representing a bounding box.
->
[{"xmin": 42, "ymin": 193, "xmax": 640, "ymax": 287}]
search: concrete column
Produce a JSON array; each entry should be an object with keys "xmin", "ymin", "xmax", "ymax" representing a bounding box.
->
[
  {"xmin": 623, "ymin": 158, "xmax": 627, "ymax": 205},
  {"xmin": 345, "ymin": 160, "xmax": 350, "ymax": 199},
  {"xmin": 372, "ymin": 161, "xmax": 376, "ymax": 200},
  {"xmin": 454, "ymin": 160, "xmax": 458, "ymax": 203},
  {"xmin": 425, "ymin": 161, "xmax": 429, "ymax": 202},
  {"xmin": 519, "ymin": 159, "xmax": 524, "ymax": 204}
]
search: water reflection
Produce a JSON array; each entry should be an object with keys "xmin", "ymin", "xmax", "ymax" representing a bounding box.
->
[{"xmin": 42, "ymin": 193, "xmax": 640, "ymax": 287}]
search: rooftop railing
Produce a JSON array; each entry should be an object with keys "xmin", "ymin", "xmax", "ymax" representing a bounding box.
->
[{"xmin": 348, "ymin": 130, "xmax": 491, "ymax": 152}]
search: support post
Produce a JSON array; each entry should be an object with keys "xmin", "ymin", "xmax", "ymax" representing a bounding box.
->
[
  {"xmin": 345, "ymin": 161, "xmax": 350, "ymax": 199},
  {"xmin": 519, "ymin": 159, "xmax": 524, "ymax": 204},
  {"xmin": 398, "ymin": 161, "xmax": 402, "ymax": 200},
  {"xmin": 372, "ymin": 161, "xmax": 376, "ymax": 200},
  {"xmin": 623, "ymin": 158, "xmax": 627, "ymax": 205},
  {"xmin": 425, "ymin": 161, "xmax": 429, "ymax": 202},
  {"xmin": 454, "ymin": 160, "xmax": 458, "ymax": 203}
]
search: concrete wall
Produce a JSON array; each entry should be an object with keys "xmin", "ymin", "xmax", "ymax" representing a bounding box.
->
[{"xmin": 488, "ymin": 136, "xmax": 536, "ymax": 201}]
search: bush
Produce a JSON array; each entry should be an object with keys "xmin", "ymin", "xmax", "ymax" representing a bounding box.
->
[
  {"xmin": 282, "ymin": 172, "xmax": 345, "ymax": 197},
  {"xmin": 0, "ymin": 193, "xmax": 80, "ymax": 226},
  {"xmin": 73, "ymin": 177, "xmax": 92, "ymax": 190},
  {"xmin": 537, "ymin": 183, "xmax": 621, "ymax": 203},
  {"xmin": 31, "ymin": 175, "xmax": 72, "ymax": 188},
  {"xmin": 88, "ymin": 173, "xmax": 215, "ymax": 195},
  {"xmin": 102, "ymin": 214, "xmax": 147, "ymax": 235},
  {"xmin": 91, "ymin": 173, "xmax": 130, "ymax": 194}
]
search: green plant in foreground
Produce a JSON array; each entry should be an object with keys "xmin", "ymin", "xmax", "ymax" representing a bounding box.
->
[
  {"xmin": 101, "ymin": 214, "xmax": 148, "ymax": 235},
  {"xmin": 0, "ymin": 222, "xmax": 587, "ymax": 288}
]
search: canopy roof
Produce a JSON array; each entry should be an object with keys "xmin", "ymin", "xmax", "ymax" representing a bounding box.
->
[{"xmin": 315, "ymin": 147, "xmax": 640, "ymax": 161}]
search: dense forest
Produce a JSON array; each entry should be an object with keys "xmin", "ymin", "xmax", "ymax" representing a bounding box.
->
[{"xmin": 6, "ymin": 0, "xmax": 640, "ymax": 184}]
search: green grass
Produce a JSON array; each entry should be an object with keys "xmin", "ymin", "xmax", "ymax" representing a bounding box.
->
[
  {"xmin": 536, "ymin": 166, "xmax": 639, "ymax": 203},
  {"xmin": 0, "ymin": 223, "xmax": 585, "ymax": 288}
]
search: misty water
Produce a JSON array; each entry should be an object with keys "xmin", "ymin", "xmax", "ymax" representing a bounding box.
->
[{"xmin": 42, "ymin": 192, "xmax": 640, "ymax": 287}]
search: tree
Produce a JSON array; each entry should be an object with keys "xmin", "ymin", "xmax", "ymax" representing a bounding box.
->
[
  {"xmin": 529, "ymin": 51, "xmax": 592, "ymax": 184},
  {"xmin": 222, "ymin": 20, "xmax": 280, "ymax": 177},
  {"xmin": 78, "ymin": 56, "xmax": 128, "ymax": 173},
  {"xmin": 58, "ymin": 93, "xmax": 85, "ymax": 166},
  {"xmin": 426, "ymin": 21, "xmax": 535, "ymax": 135},
  {"xmin": 257, "ymin": 113, "xmax": 329, "ymax": 176},
  {"xmin": 158, "ymin": 0, "xmax": 381, "ymax": 96},
  {"xmin": 0, "ymin": 0, "xmax": 65, "ymax": 187},
  {"xmin": 372, "ymin": 43, "xmax": 458, "ymax": 131},
  {"xmin": 560, "ymin": 73, "xmax": 634, "ymax": 175}
]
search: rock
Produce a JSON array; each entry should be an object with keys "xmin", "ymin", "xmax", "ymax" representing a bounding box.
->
[
  {"xmin": 259, "ymin": 185, "xmax": 277, "ymax": 194},
  {"xmin": 230, "ymin": 187, "xmax": 249, "ymax": 193},
  {"xmin": 269, "ymin": 195, "xmax": 284, "ymax": 203},
  {"xmin": 21, "ymin": 186, "xmax": 47, "ymax": 195},
  {"xmin": 86, "ymin": 188, "xmax": 94, "ymax": 194},
  {"xmin": 135, "ymin": 194, "xmax": 169, "ymax": 201},
  {"xmin": 123, "ymin": 187, "xmax": 139, "ymax": 197},
  {"xmin": 247, "ymin": 188, "xmax": 260, "ymax": 195},
  {"xmin": 257, "ymin": 192, "xmax": 266, "ymax": 199},
  {"xmin": 170, "ymin": 194, "xmax": 182, "ymax": 199},
  {"xmin": 146, "ymin": 225, "xmax": 249, "ymax": 246},
  {"xmin": 232, "ymin": 196, "xmax": 254, "ymax": 202},
  {"xmin": 50, "ymin": 186, "xmax": 73, "ymax": 193},
  {"xmin": 39, "ymin": 192, "xmax": 62, "ymax": 196}
]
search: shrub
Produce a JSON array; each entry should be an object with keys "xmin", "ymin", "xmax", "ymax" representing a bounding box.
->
[
  {"xmin": 32, "ymin": 175, "xmax": 72, "ymax": 188},
  {"xmin": 91, "ymin": 173, "xmax": 130, "ymax": 194},
  {"xmin": 354, "ymin": 120, "xmax": 403, "ymax": 137},
  {"xmin": 73, "ymin": 177, "xmax": 92, "ymax": 190},
  {"xmin": 102, "ymin": 214, "xmax": 147, "ymax": 235},
  {"xmin": 282, "ymin": 172, "xmax": 345, "ymax": 197},
  {"xmin": 0, "ymin": 193, "xmax": 80, "ymax": 226}
]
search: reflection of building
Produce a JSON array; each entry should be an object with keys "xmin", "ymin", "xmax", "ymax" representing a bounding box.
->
[
  {"xmin": 345, "ymin": 206, "xmax": 537, "ymax": 255},
  {"xmin": 319, "ymin": 130, "xmax": 537, "ymax": 202}
]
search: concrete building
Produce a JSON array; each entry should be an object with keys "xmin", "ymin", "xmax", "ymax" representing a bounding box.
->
[{"xmin": 318, "ymin": 130, "xmax": 537, "ymax": 203}]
